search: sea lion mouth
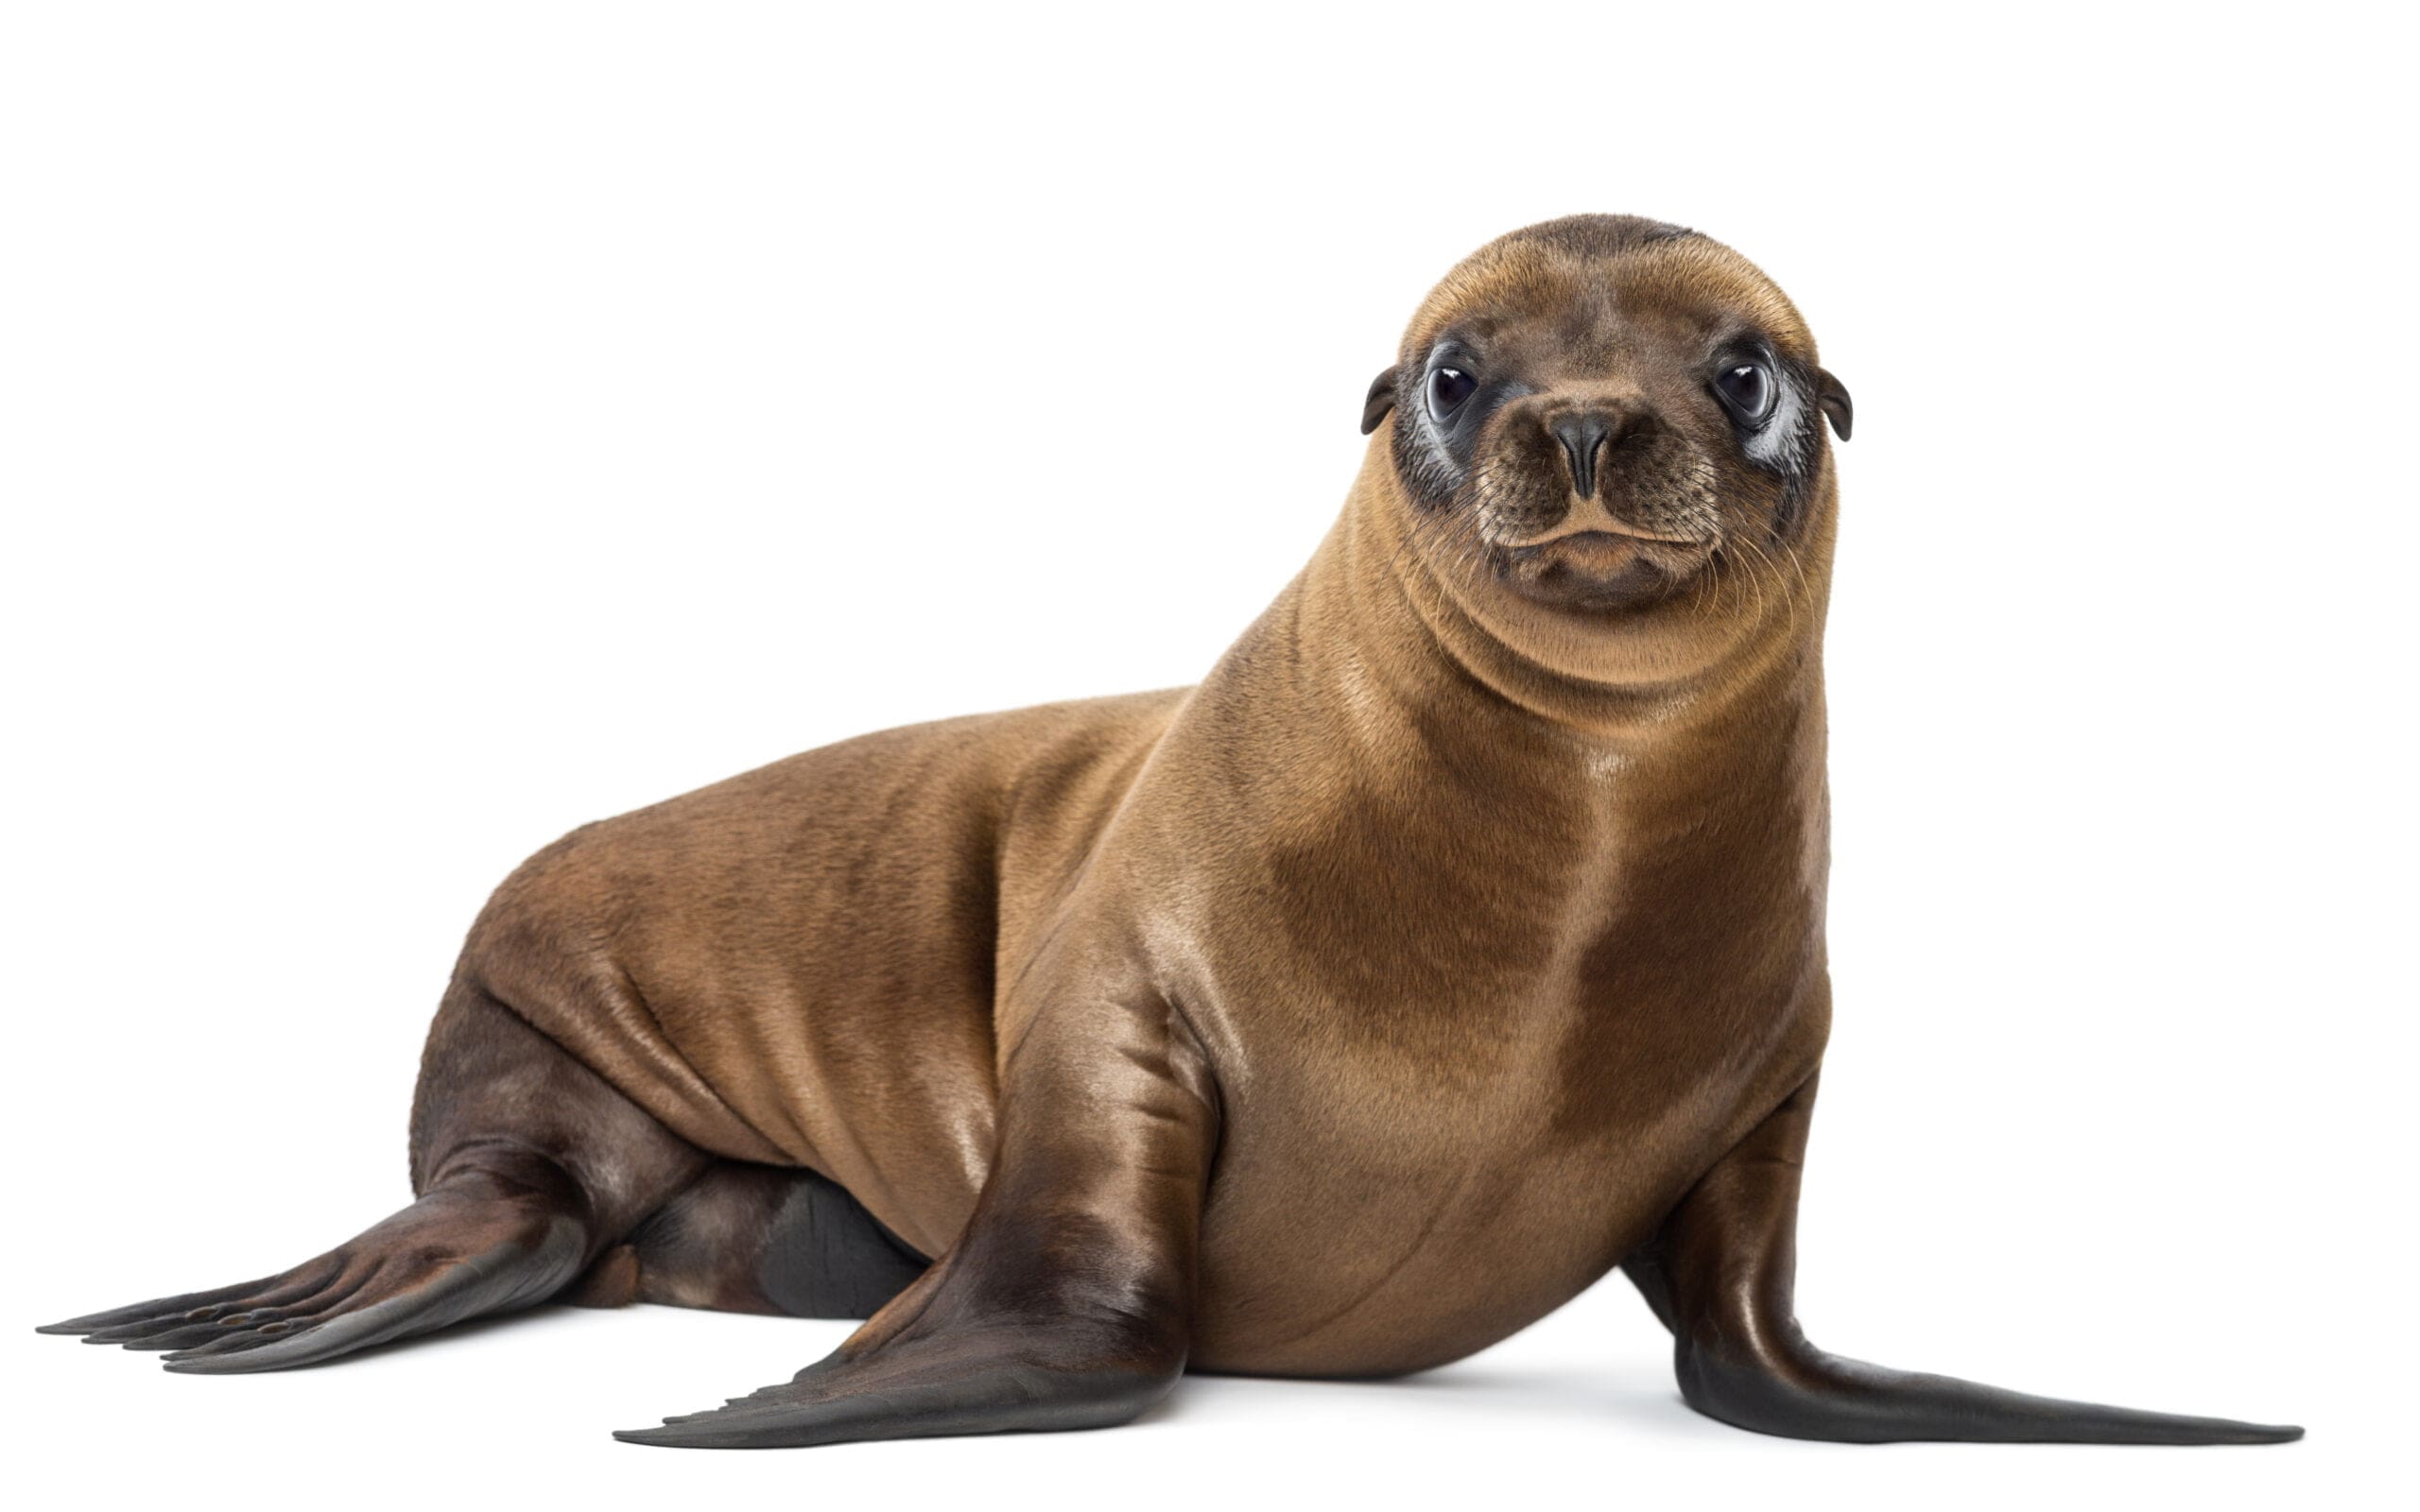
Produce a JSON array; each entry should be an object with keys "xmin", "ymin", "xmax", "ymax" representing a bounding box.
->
[
  {"xmin": 1491, "ymin": 528, "xmax": 1714, "ymax": 611},
  {"xmin": 1503, "ymin": 519, "xmax": 1713, "ymax": 549}
]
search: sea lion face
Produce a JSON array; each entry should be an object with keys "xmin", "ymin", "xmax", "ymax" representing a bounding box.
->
[{"xmin": 1364, "ymin": 215, "xmax": 1851, "ymax": 617}]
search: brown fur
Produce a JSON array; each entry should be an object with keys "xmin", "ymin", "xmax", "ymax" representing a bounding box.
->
[
  {"xmin": 43, "ymin": 216, "xmax": 2296, "ymax": 1449},
  {"xmin": 443, "ymin": 225, "xmax": 1834, "ymax": 1378}
]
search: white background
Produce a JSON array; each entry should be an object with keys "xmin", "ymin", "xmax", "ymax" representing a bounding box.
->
[{"xmin": 3, "ymin": 4, "xmax": 2408, "ymax": 1508}]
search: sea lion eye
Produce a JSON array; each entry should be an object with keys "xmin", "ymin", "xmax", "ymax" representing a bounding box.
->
[
  {"xmin": 1714, "ymin": 362, "xmax": 1774, "ymax": 422},
  {"xmin": 1428, "ymin": 366, "xmax": 1477, "ymax": 420}
]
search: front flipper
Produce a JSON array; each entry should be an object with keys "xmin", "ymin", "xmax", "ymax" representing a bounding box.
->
[
  {"xmin": 1623, "ymin": 1077, "xmax": 2303, "ymax": 1445},
  {"xmin": 614, "ymin": 1312, "xmax": 1177, "ymax": 1448},
  {"xmin": 617, "ymin": 988, "xmax": 1218, "ymax": 1450}
]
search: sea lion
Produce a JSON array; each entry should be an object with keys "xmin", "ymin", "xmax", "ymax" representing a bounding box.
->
[{"xmin": 39, "ymin": 214, "xmax": 2300, "ymax": 1449}]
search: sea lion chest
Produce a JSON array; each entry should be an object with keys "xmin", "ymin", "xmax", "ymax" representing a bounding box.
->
[{"xmin": 1141, "ymin": 726, "xmax": 1830, "ymax": 1376}]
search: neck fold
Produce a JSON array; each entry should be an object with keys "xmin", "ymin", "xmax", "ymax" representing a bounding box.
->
[{"xmin": 1289, "ymin": 446, "xmax": 1829, "ymax": 755}]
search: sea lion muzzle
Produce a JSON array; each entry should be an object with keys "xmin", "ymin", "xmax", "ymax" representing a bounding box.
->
[{"xmin": 1470, "ymin": 395, "xmax": 1722, "ymax": 611}]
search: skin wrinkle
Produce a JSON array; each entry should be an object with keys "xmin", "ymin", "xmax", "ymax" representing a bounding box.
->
[
  {"xmin": 1240, "ymin": 1160, "xmax": 1480, "ymax": 1359},
  {"xmin": 595, "ymin": 959, "xmax": 789, "ymax": 1167}
]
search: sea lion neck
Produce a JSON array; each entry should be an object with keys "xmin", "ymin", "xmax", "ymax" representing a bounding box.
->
[{"xmin": 1305, "ymin": 438, "xmax": 1829, "ymax": 749}]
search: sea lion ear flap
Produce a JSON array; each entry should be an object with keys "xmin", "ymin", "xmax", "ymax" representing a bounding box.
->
[
  {"xmin": 1816, "ymin": 368, "xmax": 1853, "ymax": 441},
  {"xmin": 1359, "ymin": 366, "xmax": 1400, "ymax": 436}
]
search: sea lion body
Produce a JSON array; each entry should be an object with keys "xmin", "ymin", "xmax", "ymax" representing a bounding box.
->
[
  {"xmin": 43, "ymin": 215, "xmax": 2297, "ymax": 1449},
  {"xmin": 478, "ymin": 518, "xmax": 1823, "ymax": 1376}
]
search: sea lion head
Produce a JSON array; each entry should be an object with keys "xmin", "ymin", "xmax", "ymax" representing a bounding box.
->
[{"xmin": 1360, "ymin": 215, "xmax": 1851, "ymax": 628}]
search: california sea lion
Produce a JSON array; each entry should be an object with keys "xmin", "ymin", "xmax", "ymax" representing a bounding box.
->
[{"xmin": 39, "ymin": 214, "xmax": 2300, "ymax": 1449}]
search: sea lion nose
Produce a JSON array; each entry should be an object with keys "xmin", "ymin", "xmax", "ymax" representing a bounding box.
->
[{"xmin": 1549, "ymin": 413, "xmax": 1617, "ymax": 501}]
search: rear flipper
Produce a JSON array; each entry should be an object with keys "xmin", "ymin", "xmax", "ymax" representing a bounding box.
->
[
  {"xmin": 40, "ymin": 1166, "xmax": 591, "ymax": 1372},
  {"xmin": 583, "ymin": 1160, "xmax": 928, "ymax": 1318},
  {"xmin": 1625, "ymin": 1077, "xmax": 2303, "ymax": 1445},
  {"xmin": 40, "ymin": 981, "xmax": 709, "ymax": 1372}
]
